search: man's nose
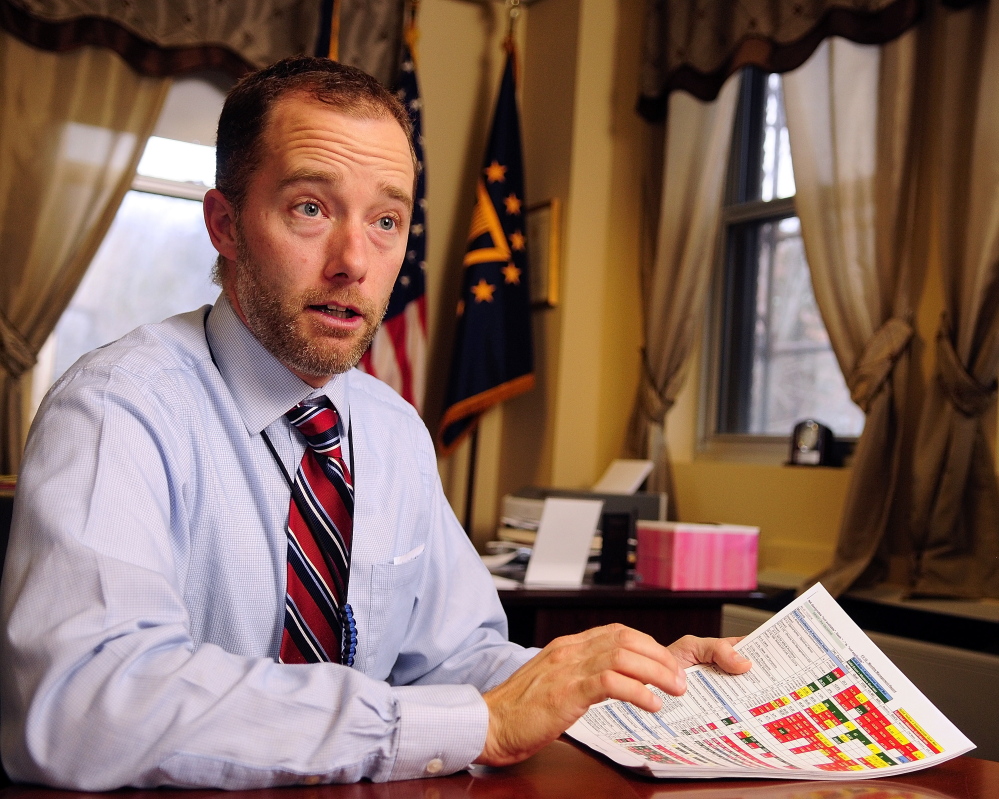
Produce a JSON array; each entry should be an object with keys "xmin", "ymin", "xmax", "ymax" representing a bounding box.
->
[{"xmin": 324, "ymin": 221, "xmax": 368, "ymax": 283}]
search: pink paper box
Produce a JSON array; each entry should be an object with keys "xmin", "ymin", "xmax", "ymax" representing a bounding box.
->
[{"xmin": 634, "ymin": 521, "xmax": 758, "ymax": 591}]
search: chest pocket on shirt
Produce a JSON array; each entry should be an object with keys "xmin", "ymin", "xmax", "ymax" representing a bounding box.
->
[{"xmin": 362, "ymin": 553, "xmax": 424, "ymax": 677}]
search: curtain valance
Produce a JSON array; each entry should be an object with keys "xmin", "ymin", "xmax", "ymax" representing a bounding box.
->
[
  {"xmin": 637, "ymin": 0, "xmax": 987, "ymax": 120},
  {"xmin": 0, "ymin": 0, "xmax": 321, "ymax": 77}
]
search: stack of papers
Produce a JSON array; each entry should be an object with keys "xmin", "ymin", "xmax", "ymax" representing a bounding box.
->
[{"xmin": 567, "ymin": 584, "xmax": 974, "ymax": 779}]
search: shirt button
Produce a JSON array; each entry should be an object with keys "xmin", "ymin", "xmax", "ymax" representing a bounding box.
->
[
  {"xmin": 425, "ymin": 758, "xmax": 444, "ymax": 775},
  {"xmin": 302, "ymin": 775, "xmax": 322, "ymax": 785}
]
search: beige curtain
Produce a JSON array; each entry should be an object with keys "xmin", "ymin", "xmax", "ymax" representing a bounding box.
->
[
  {"xmin": 909, "ymin": 1, "xmax": 999, "ymax": 599},
  {"xmin": 626, "ymin": 76, "xmax": 741, "ymax": 508},
  {"xmin": 782, "ymin": 35, "xmax": 921, "ymax": 596},
  {"xmin": 0, "ymin": 30, "xmax": 169, "ymax": 472}
]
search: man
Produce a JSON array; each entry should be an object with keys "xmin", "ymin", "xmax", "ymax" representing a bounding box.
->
[{"xmin": 0, "ymin": 57, "xmax": 749, "ymax": 789}]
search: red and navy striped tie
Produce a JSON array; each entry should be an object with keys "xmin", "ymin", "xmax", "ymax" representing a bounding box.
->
[{"xmin": 280, "ymin": 399, "xmax": 356, "ymax": 665}]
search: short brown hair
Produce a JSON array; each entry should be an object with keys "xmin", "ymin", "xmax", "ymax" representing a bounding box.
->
[{"xmin": 215, "ymin": 55, "xmax": 414, "ymax": 213}]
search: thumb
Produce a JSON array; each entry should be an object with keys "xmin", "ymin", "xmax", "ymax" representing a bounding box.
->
[{"xmin": 668, "ymin": 635, "xmax": 752, "ymax": 674}]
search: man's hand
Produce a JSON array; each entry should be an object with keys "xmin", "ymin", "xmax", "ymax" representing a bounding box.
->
[{"xmin": 475, "ymin": 626, "xmax": 750, "ymax": 767}]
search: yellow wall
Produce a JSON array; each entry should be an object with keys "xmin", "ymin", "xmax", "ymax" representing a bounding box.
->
[
  {"xmin": 418, "ymin": 0, "xmax": 999, "ymax": 581},
  {"xmin": 416, "ymin": 0, "xmax": 523, "ymax": 539},
  {"xmin": 420, "ymin": 0, "xmax": 859, "ymax": 569},
  {"xmin": 421, "ymin": 0, "xmax": 645, "ymax": 549}
]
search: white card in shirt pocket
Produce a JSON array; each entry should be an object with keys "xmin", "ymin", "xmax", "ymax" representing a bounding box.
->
[{"xmin": 392, "ymin": 543, "xmax": 425, "ymax": 565}]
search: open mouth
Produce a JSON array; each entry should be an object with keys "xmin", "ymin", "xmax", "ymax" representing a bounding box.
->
[{"xmin": 311, "ymin": 303, "xmax": 359, "ymax": 320}]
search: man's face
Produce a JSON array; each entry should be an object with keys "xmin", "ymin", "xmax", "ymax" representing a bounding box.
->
[{"xmin": 224, "ymin": 95, "xmax": 414, "ymax": 386}]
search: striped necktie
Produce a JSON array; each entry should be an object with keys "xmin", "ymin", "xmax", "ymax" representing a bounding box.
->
[{"xmin": 279, "ymin": 399, "xmax": 356, "ymax": 665}]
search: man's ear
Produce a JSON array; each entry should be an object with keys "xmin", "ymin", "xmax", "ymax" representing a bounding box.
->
[{"xmin": 203, "ymin": 189, "xmax": 238, "ymax": 261}]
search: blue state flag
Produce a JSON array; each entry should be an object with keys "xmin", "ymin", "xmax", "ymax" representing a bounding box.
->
[{"xmin": 439, "ymin": 43, "xmax": 534, "ymax": 454}]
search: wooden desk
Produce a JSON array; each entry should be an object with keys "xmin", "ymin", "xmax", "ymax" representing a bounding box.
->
[
  {"xmin": 498, "ymin": 584, "xmax": 764, "ymax": 648},
  {"xmin": 1, "ymin": 741, "xmax": 994, "ymax": 799}
]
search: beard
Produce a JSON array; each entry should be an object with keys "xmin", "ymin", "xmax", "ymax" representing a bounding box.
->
[{"xmin": 230, "ymin": 235, "xmax": 388, "ymax": 379}]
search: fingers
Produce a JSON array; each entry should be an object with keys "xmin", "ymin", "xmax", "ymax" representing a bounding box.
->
[
  {"xmin": 476, "ymin": 627, "xmax": 756, "ymax": 769},
  {"xmin": 582, "ymin": 639, "xmax": 683, "ymax": 701},
  {"xmin": 587, "ymin": 669, "xmax": 664, "ymax": 713},
  {"xmin": 553, "ymin": 624, "xmax": 684, "ymax": 693},
  {"xmin": 667, "ymin": 634, "xmax": 753, "ymax": 675},
  {"xmin": 475, "ymin": 624, "xmax": 683, "ymax": 767}
]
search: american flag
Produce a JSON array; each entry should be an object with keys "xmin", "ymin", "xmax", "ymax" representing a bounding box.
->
[{"xmin": 358, "ymin": 28, "xmax": 428, "ymax": 413}]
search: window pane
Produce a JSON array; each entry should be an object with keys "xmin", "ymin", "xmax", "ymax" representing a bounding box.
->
[
  {"xmin": 137, "ymin": 136, "xmax": 216, "ymax": 186},
  {"xmin": 748, "ymin": 217, "xmax": 864, "ymax": 436},
  {"xmin": 50, "ymin": 190, "xmax": 220, "ymax": 382},
  {"xmin": 759, "ymin": 74, "xmax": 795, "ymax": 201}
]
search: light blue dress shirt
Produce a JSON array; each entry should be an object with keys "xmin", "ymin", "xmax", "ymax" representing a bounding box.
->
[{"xmin": 1, "ymin": 297, "xmax": 534, "ymax": 790}]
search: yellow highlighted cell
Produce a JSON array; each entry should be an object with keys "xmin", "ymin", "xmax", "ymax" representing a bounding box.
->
[
  {"xmin": 887, "ymin": 725, "xmax": 908, "ymax": 744},
  {"xmin": 897, "ymin": 709, "xmax": 944, "ymax": 754}
]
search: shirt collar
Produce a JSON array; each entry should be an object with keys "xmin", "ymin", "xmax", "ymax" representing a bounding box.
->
[{"xmin": 205, "ymin": 294, "xmax": 350, "ymax": 435}]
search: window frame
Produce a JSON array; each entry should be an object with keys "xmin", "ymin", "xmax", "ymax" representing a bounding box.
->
[
  {"xmin": 132, "ymin": 173, "xmax": 210, "ymax": 202},
  {"xmin": 697, "ymin": 68, "xmax": 856, "ymax": 464}
]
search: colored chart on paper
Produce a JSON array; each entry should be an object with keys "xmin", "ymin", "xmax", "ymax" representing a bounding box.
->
[{"xmin": 567, "ymin": 584, "xmax": 973, "ymax": 780}]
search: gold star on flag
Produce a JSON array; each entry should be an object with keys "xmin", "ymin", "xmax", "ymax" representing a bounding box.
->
[
  {"xmin": 502, "ymin": 263, "xmax": 521, "ymax": 284},
  {"xmin": 471, "ymin": 278, "xmax": 496, "ymax": 302},
  {"xmin": 510, "ymin": 230, "xmax": 526, "ymax": 251},
  {"xmin": 485, "ymin": 161, "xmax": 507, "ymax": 183},
  {"xmin": 504, "ymin": 194, "xmax": 522, "ymax": 214}
]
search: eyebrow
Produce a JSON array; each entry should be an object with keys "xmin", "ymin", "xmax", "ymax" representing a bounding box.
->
[
  {"xmin": 278, "ymin": 169, "xmax": 414, "ymax": 213},
  {"xmin": 277, "ymin": 168, "xmax": 340, "ymax": 193},
  {"xmin": 380, "ymin": 181, "xmax": 414, "ymax": 214}
]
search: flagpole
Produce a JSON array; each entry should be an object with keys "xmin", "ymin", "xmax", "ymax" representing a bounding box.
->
[
  {"xmin": 506, "ymin": 0, "xmax": 521, "ymax": 41},
  {"xmin": 463, "ymin": 428, "xmax": 479, "ymax": 538},
  {"xmin": 438, "ymin": 0, "xmax": 535, "ymax": 517}
]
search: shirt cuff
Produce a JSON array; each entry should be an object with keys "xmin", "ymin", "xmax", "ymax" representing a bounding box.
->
[{"xmin": 388, "ymin": 684, "xmax": 488, "ymax": 781}]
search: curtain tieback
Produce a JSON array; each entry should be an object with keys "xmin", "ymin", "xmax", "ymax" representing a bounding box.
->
[
  {"xmin": 0, "ymin": 310, "xmax": 35, "ymax": 380},
  {"xmin": 639, "ymin": 348, "xmax": 672, "ymax": 425},
  {"xmin": 936, "ymin": 313, "xmax": 996, "ymax": 418},
  {"xmin": 846, "ymin": 317, "xmax": 913, "ymax": 413}
]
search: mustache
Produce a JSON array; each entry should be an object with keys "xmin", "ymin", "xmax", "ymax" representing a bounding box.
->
[
  {"xmin": 300, "ymin": 288, "xmax": 390, "ymax": 325},
  {"xmin": 301, "ymin": 289, "xmax": 370, "ymax": 313}
]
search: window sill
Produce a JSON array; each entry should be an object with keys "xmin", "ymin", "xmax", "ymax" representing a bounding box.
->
[{"xmin": 696, "ymin": 434, "xmax": 856, "ymax": 467}]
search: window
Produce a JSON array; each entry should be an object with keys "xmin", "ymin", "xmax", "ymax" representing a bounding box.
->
[
  {"xmin": 704, "ymin": 68, "xmax": 864, "ymax": 452},
  {"xmin": 31, "ymin": 78, "xmax": 228, "ymax": 412}
]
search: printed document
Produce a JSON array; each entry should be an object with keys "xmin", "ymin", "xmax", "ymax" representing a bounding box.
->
[{"xmin": 566, "ymin": 583, "xmax": 974, "ymax": 779}]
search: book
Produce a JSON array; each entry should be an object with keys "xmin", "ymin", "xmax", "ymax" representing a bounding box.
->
[{"xmin": 566, "ymin": 583, "xmax": 974, "ymax": 779}]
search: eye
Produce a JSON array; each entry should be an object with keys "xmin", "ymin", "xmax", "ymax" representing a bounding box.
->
[
  {"xmin": 296, "ymin": 201, "xmax": 321, "ymax": 218},
  {"xmin": 377, "ymin": 216, "xmax": 396, "ymax": 231}
]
